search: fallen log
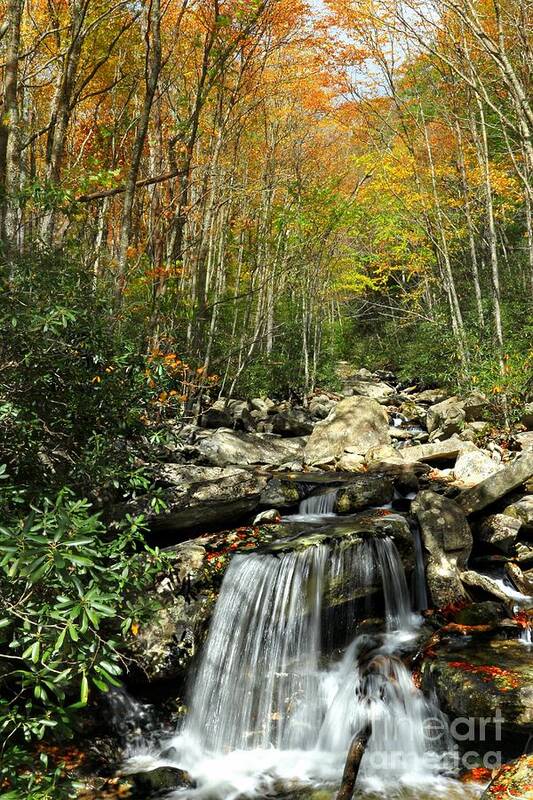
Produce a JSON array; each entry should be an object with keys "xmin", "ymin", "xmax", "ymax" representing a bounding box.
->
[{"xmin": 337, "ymin": 723, "xmax": 372, "ymax": 800}]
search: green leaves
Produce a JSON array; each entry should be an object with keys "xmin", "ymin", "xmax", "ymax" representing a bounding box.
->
[{"xmin": 0, "ymin": 468, "xmax": 169, "ymax": 797}]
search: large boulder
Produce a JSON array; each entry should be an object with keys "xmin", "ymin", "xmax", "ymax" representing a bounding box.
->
[
  {"xmin": 412, "ymin": 490, "xmax": 472, "ymax": 607},
  {"xmin": 422, "ymin": 641, "xmax": 533, "ymax": 735},
  {"xmin": 481, "ymin": 755, "xmax": 533, "ymax": 800},
  {"xmin": 335, "ymin": 475, "xmax": 394, "ymax": 513},
  {"xmin": 457, "ymin": 453, "xmax": 533, "ymax": 515},
  {"xmin": 303, "ymin": 397, "xmax": 390, "ymax": 466},
  {"xmin": 453, "ymin": 449, "xmax": 502, "ymax": 486},
  {"xmin": 140, "ymin": 465, "xmax": 269, "ymax": 531},
  {"xmin": 198, "ymin": 429, "xmax": 306, "ymax": 468},
  {"xmin": 478, "ymin": 514, "xmax": 522, "ymax": 554}
]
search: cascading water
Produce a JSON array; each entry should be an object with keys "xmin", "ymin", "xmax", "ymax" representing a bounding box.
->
[
  {"xmin": 125, "ymin": 534, "xmax": 471, "ymax": 798},
  {"xmin": 296, "ymin": 488, "xmax": 339, "ymax": 517}
]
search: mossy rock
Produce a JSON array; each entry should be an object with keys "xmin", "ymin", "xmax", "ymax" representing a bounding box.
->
[{"xmin": 422, "ymin": 640, "xmax": 533, "ymax": 733}]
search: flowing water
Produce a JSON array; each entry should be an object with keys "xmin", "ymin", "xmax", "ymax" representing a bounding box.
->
[{"xmin": 124, "ymin": 523, "xmax": 484, "ymax": 799}]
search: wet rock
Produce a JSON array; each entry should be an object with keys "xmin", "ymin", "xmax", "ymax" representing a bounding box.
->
[
  {"xmin": 253, "ymin": 508, "xmax": 280, "ymax": 525},
  {"xmin": 503, "ymin": 495, "xmax": 533, "ymax": 530},
  {"xmin": 460, "ymin": 570, "xmax": 524, "ymax": 604},
  {"xmin": 422, "ymin": 640, "xmax": 533, "ymax": 734},
  {"xmin": 457, "ymin": 453, "xmax": 533, "ymax": 515},
  {"xmin": 335, "ymin": 475, "xmax": 394, "ymax": 513},
  {"xmin": 127, "ymin": 765, "xmax": 195, "ymax": 794},
  {"xmin": 198, "ymin": 429, "xmax": 306, "ymax": 468},
  {"xmin": 478, "ymin": 514, "xmax": 522, "ymax": 554},
  {"xmin": 304, "ymin": 397, "xmax": 390, "ymax": 466},
  {"xmin": 481, "ymin": 755, "xmax": 533, "ymax": 800},
  {"xmin": 453, "ymin": 601, "xmax": 506, "ymax": 627},
  {"xmin": 453, "ymin": 449, "xmax": 502, "ymax": 486},
  {"xmin": 399, "ymin": 436, "xmax": 476, "ymax": 464},
  {"xmin": 412, "ymin": 490, "xmax": 472, "ymax": 607},
  {"xmin": 137, "ymin": 464, "xmax": 269, "ymax": 532},
  {"xmin": 259, "ymin": 477, "xmax": 307, "ymax": 508},
  {"xmin": 505, "ymin": 562, "xmax": 533, "ymax": 595}
]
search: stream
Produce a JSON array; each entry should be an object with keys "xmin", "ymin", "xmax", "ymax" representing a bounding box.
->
[{"xmin": 120, "ymin": 493, "xmax": 489, "ymax": 800}]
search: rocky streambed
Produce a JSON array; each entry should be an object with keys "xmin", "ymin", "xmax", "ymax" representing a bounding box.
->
[{"xmin": 78, "ymin": 367, "xmax": 533, "ymax": 799}]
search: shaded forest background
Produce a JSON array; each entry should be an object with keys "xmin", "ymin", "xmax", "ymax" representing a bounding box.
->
[{"xmin": 0, "ymin": 0, "xmax": 531, "ymax": 795}]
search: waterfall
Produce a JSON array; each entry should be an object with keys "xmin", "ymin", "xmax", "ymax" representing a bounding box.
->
[
  {"xmin": 298, "ymin": 488, "xmax": 338, "ymax": 516},
  {"xmin": 136, "ymin": 535, "xmax": 456, "ymax": 798}
]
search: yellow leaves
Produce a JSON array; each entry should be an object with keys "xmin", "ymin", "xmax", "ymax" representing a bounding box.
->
[{"xmin": 131, "ymin": 622, "xmax": 140, "ymax": 636}]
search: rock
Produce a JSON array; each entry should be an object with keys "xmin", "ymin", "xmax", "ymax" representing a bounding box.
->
[
  {"xmin": 503, "ymin": 495, "xmax": 533, "ymax": 529},
  {"xmin": 365, "ymin": 444, "xmax": 402, "ymax": 464},
  {"xmin": 198, "ymin": 429, "xmax": 306, "ymax": 468},
  {"xmin": 521, "ymin": 404, "xmax": 533, "ymax": 430},
  {"xmin": 253, "ymin": 509, "xmax": 280, "ymax": 525},
  {"xmin": 457, "ymin": 453, "xmax": 533, "ymax": 515},
  {"xmin": 412, "ymin": 490, "xmax": 472, "ymax": 607},
  {"xmin": 125, "ymin": 766, "xmax": 195, "ymax": 792},
  {"xmin": 337, "ymin": 452, "xmax": 366, "ymax": 471},
  {"xmin": 303, "ymin": 397, "xmax": 390, "ymax": 466},
  {"xmin": 271, "ymin": 409, "xmax": 314, "ymax": 437},
  {"xmin": 227, "ymin": 400, "xmax": 256, "ymax": 432},
  {"xmin": 514, "ymin": 431, "xmax": 533, "ymax": 452},
  {"xmin": 416, "ymin": 389, "xmax": 448, "ymax": 404},
  {"xmin": 426, "ymin": 397, "xmax": 465, "ymax": 437},
  {"xmin": 422, "ymin": 640, "xmax": 533, "ymax": 735},
  {"xmin": 453, "ymin": 600, "xmax": 506, "ymax": 627},
  {"xmin": 335, "ymin": 475, "xmax": 394, "ymax": 514},
  {"xmin": 453, "ymin": 449, "xmax": 502, "ymax": 486},
  {"xmin": 462, "ymin": 391, "xmax": 490, "ymax": 421},
  {"xmin": 260, "ymin": 477, "xmax": 306, "ymax": 508},
  {"xmin": 399, "ymin": 400, "xmax": 427, "ymax": 425},
  {"xmin": 138, "ymin": 465, "xmax": 269, "ymax": 531},
  {"xmin": 478, "ymin": 514, "xmax": 522, "ymax": 554},
  {"xmin": 250, "ymin": 397, "xmax": 275, "ymax": 416},
  {"xmin": 481, "ymin": 755, "xmax": 533, "ymax": 800},
  {"xmin": 399, "ymin": 436, "xmax": 476, "ymax": 464},
  {"xmin": 389, "ymin": 427, "xmax": 413, "ymax": 441},
  {"xmin": 505, "ymin": 562, "xmax": 533, "ymax": 595},
  {"xmin": 346, "ymin": 379, "xmax": 395, "ymax": 404},
  {"xmin": 309, "ymin": 395, "xmax": 337, "ymax": 420},
  {"xmin": 466, "ymin": 420, "xmax": 490, "ymax": 434},
  {"xmin": 200, "ymin": 400, "xmax": 233, "ymax": 429},
  {"xmin": 460, "ymin": 570, "xmax": 524, "ymax": 604}
]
